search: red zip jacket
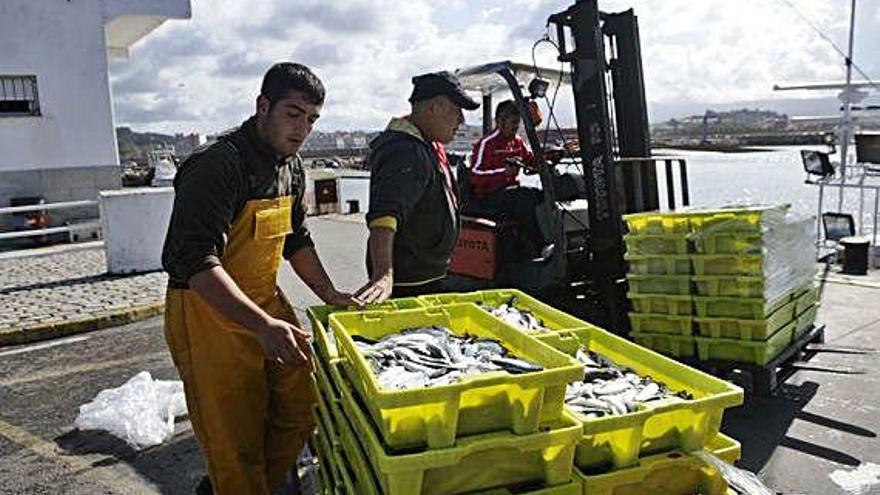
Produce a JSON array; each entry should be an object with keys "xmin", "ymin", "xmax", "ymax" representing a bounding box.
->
[{"xmin": 469, "ymin": 130, "xmax": 534, "ymax": 199}]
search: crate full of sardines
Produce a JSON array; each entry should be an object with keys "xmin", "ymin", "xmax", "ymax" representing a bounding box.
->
[
  {"xmin": 328, "ymin": 303, "xmax": 584, "ymax": 450},
  {"xmin": 549, "ymin": 326, "xmax": 743, "ymax": 470},
  {"xmin": 418, "ymin": 289, "xmax": 590, "ymax": 350}
]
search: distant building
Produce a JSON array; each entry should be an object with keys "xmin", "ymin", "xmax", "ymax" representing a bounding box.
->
[
  {"xmin": 173, "ymin": 132, "xmax": 205, "ymax": 158},
  {"xmin": 447, "ymin": 124, "xmax": 484, "ymax": 154},
  {"xmin": 0, "ymin": 0, "xmax": 191, "ymax": 222},
  {"xmin": 302, "ymin": 130, "xmax": 374, "ymax": 151}
]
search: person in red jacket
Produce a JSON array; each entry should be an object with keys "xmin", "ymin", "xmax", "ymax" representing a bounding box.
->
[{"xmin": 469, "ymin": 100, "xmax": 549, "ymax": 257}]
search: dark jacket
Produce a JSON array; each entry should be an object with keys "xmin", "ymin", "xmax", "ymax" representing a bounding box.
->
[
  {"xmin": 366, "ymin": 118, "xmax": 460, "ymax": 286},
  {"xmin": 161, "ymin": 117, "xmax": 312, "ymax": 288}
]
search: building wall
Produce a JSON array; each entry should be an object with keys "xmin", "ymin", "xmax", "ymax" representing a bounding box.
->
[
  {"xmin": 338, "ymin": 176, "xmax": 370, "ymax": 214},
  {"xmin": 0, "ymin": 0, "xmax": 119, "ymax": 173},
  {"xmin": 0, "ymin": 0, "xmax": 188, "ymax": 230}
]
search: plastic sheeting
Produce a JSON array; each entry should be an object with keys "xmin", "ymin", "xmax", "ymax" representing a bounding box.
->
[
  {"xmin": 687, "ymin": 204, "xmax": 817, "ymax": 300},
  {"xmin": 74, "ymin": 371, "xmax": 187, "ymax": 450}
]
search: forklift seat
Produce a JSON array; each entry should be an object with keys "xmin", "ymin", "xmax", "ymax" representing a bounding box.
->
[{"xmin": 456, "ymin": 159, "xmax": 512, "ymax": 223}]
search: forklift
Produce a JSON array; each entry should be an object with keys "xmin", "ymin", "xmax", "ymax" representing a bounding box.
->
[{"xmin": 445, "ymin": 0, "xmax": 690, "ymax": 334}]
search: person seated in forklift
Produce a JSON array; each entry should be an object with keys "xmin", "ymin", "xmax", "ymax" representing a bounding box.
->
[
  {"xmin": 355, "ymin": 71, "xmax": 480, "ymax": 303},
  {"xmin": 468, "ymin": 99, "xmax": 553, "ymax": 260}
]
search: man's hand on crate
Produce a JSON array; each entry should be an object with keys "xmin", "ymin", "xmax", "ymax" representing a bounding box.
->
[{"xmin": 354, "ymin": 272, "xmax": 393, "ymax": 305}]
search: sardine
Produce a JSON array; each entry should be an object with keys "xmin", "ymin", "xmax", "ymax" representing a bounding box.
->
[
  {"xmin": 480, "ymin": 297, "xmax": 553, "ymax": 334},
  {"xmin": 565, "ymin": 346, "xmax": 690, "ymax": 418},
  {"xmin": 355, "ymin": 325, "xmax": 544, "ymax": 390}
]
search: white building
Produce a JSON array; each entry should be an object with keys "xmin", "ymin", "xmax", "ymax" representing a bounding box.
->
[{"xmin": 0, "ymin": 0, "xmax": 191, "ymax": 224}]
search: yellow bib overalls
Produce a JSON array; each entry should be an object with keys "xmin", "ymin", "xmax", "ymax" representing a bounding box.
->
[{"xmin": 164, "ymin": 195, "xmax": 316, "ymax": 494}]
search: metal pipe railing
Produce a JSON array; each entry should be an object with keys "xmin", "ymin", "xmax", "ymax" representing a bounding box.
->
[
  {"xmin": 0, "ymin": 221, "xmax": 101, "ymax": 241},
  {"xmin": 0, "ymin": 200, "xmax": 98, "ymax": 215},
  {"xmin": 0, "ymin": 199, "xmax": 100, "ymax": 242}
]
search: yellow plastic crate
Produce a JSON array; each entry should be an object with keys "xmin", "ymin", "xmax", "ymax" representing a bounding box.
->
[
  {"xmin": 627, "ymin": 293, "xmax": 692, "ymax": 316},
  {"xmin": 307, "ymin": 298, "xmax": 425, "ymax": 362},
  {"xmin": 334, "ymin": 365, "xmax": 581, "ymax": 495},
  {"xmin": 471, "ymin": 479, "xmax": 582, "ymax": 495},
  {"xmin": 687, "ymin": 205, "xmax": 787, "ymax": 233},
  {"xmin": 624, "ymin": 234, "xmax": 690, "ymax": 255},
  {"xmin": 690, "ymin": 254, "xmax": 764, "ymax": 276},
  {"xmin": 551, "ymin": 328, "xmax": 741, "ymax": 469},
  {"xmin": 309, "ymin": 437, "xmax": 335, "ymax": 494},
  {"xmin": 577, "ymin": 433, "xmax": 742, "ymax": 495},
  {"xmin": 794, "ymin": 284, "xmax": 820, "ymax": 314},
  {"xmin": 623, "ymin": 212, "xmax": 691, "ymax": 235},
  {"xmin": 312, "ymin": 340, "xmax": 346, "ymax": 402},
  {"xmin": 627, "ymin": 274, "xmax": 692, "ymax": 295},
  {"xmin": 628, "ymin": 313, "xmax": 692, "ymax": 336},
  {"xmin": 693, "ymin": 293, "xmax": 793, "ymax": 319},
  {"xmin": 330, "ymin": 393, "xmax": 383, "ymax": 495},
  {"xmin": 314, "ymin": 376, "xmax": 340, "ymax": 445},
  {"xmin": 691, "ymin": 232, "xmax": 764, "ymax": 254},
  {"xmin": 333, "ymin": 443, "xmax": 365, "ymax": 495},
  {"xmin": 794, "ymin": 303, "xmax": 820, "ymax": 340},
  {"xmin": 330, "ymin": 304, "xmax": 584, "ymax": 450},
  {"xmin": 694, "ymin": 303, "xmax": 794, "ymax": 340},
  {"xmin": 695, "ymin": 320, "xmax": 796, "ymax": 365},
  {"xmin": 312, "ymin": 423, "xmax": 342, "ymax": 491},
  {"xmin": 629, "ymin": 333, "xmax": 696, "ymax": 359},
  {"xmin": 417, "ymin": 288, "xmax": 588, "ymax": 332},
  {"xmin": 691, "ymin": 275, "xmax": 766, "ymax": 298},
  {"xmin": 625, "ymin": 255, "xmax": 692, "ymax": 275}
]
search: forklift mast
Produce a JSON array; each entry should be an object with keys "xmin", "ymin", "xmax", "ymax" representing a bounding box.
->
[{"xmin": 548, "ymin": 0, "xmax": 657, "ymax": 332}]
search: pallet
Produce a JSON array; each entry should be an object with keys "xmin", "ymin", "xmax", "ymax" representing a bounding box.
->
[{"xmin": 688, "ymin": 324, "xmax": 827, "ymax": 396}]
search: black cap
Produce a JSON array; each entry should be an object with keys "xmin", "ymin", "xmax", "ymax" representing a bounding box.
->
[{"xmin": 409, "ymin": 71, "xmax": 480, "ymax": 111}]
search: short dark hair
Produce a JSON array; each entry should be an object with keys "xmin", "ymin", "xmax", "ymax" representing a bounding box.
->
[
  {"xmin": 495, "ymin": 100, "xmax": 520, "ymax": 121},
  {"xmin": 260, "ymin": 62, "xmax": 325, "ymax": 109}
]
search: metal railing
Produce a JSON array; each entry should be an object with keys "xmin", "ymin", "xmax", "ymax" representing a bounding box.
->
[{"xmin": 0, "ymin": 200, "xmax": 100, "ymax": 241}]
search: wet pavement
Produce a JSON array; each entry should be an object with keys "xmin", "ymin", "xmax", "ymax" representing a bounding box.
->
[{"xmin": 0, "ymin": 216, "xmax": 878, "ymax": 494}]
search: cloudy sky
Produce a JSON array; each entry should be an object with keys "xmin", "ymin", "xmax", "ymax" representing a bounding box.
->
[{"xmin": 108, "ymin": 0, "xmax": 880, "ymax": 135}]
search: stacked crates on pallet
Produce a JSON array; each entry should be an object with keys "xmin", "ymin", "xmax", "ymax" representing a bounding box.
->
[
  {"xmin": 624, "ymin": 205, "xmax": 820, "ymax": 366},
  {"xmin": 689, "ymin": 206, "xmax": 817, "ymax": 365},
  {"xmin": 623, "ymin": 212, "xmax": 696, "ymax": 358},
  {"xmin": 307, "ymin": 289, "xmax": 746, "ymax": 494}
]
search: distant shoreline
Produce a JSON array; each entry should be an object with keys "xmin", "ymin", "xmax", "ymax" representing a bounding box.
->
[{"xmin": 653, "ymin": 143, "xmax": 774, "ymax": 153}]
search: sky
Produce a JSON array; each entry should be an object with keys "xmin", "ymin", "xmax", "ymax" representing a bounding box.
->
[{"xmin": 108, "ymin": 0, "xmax": 880, "ymax": 135}]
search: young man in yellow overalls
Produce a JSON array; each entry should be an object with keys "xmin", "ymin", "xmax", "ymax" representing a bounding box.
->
[{"xmin": 161, "ymin": 63, "xmax": 355, "ymax": 494}]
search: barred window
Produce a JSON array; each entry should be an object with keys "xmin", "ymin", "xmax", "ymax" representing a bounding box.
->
[{"xmin": 0, "ymin": 75, "xmax": 40, "ymax": 117}]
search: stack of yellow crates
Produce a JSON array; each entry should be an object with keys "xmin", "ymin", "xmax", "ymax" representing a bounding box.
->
[
  {"xmin": 307, "ymin": 288, "xmax": 748, "ymax": 495},
  {"xmin": 624, "ymin": 205, "xmax": 820, "ymax": 366},
  {"xmin": 623, "ymin": 212, "xmax": 697, "ymax": 358},
  {"xmin": 308, "ymin": 297, "xmax": 585, "ymax": 495}
]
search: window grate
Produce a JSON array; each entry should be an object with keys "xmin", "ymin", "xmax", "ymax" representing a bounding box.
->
[{"xmin": 0, "ymin": 75, "xmax": 40, "ymax": 117}]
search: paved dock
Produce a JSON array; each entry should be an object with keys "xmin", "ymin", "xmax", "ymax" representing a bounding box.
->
[
  {"xmin": 0, "ymin": 243, "xmax": 166, "ymax": 345},
  {"xmin": 0, "ymin": 216, "xmax": 877, "ymax": 494}
]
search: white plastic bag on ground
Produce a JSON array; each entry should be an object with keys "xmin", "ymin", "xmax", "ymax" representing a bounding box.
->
[{"xmin": 74, "ymin": 371, "xmax": 187, "ymax": 450}]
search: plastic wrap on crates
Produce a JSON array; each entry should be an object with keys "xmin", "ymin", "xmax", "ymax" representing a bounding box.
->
[{"xmin": 688, "ymin": 211, "xmax": 816, "ymax": 301}]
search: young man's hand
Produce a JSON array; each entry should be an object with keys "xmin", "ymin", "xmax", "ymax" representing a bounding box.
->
[
  {"xmin": 322, "ymin": 289, "xmax": 361, "ymax": 308},
  {"xmin": 255, "ymin": 318, "xmax": 311, "ymax": 366},
  {"xmin": 354, "ymin": 272, "xmax": 393, "ymax": 306}
]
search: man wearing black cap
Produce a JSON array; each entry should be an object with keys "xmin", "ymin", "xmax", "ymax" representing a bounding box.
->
[{"xmin": 355, "ymin": 71, "xmax": 479, "ymax": 303}]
